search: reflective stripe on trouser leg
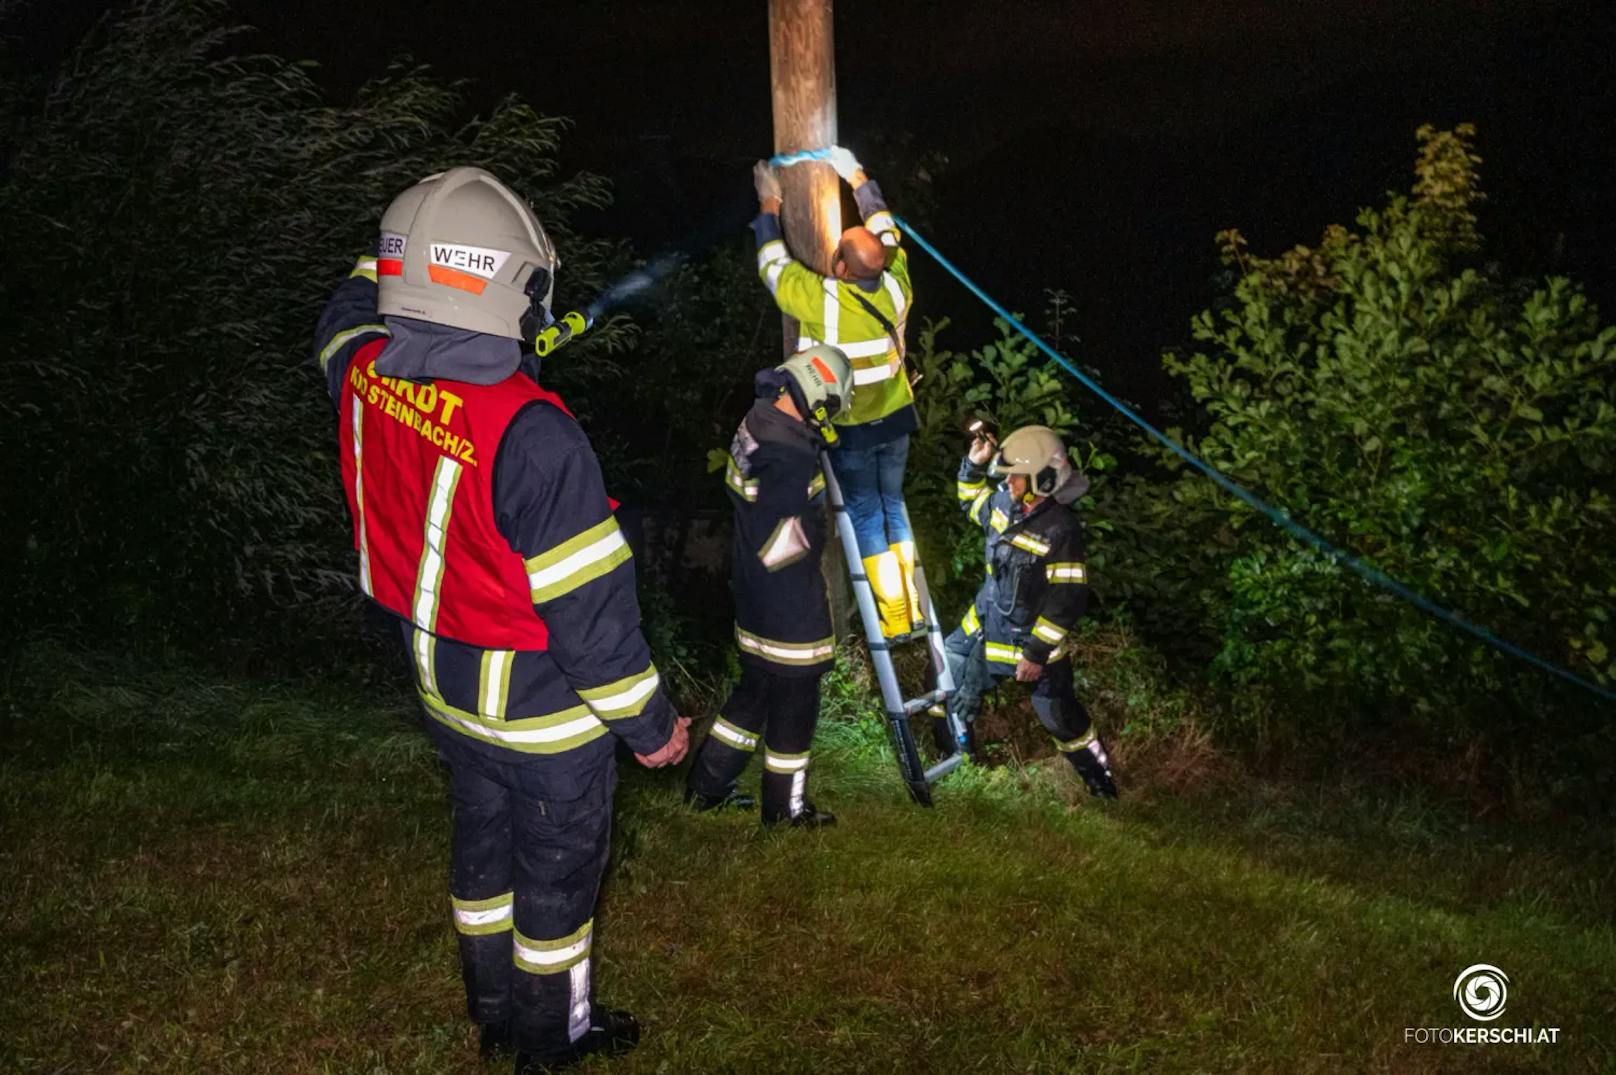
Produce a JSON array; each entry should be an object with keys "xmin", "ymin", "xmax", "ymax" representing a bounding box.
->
[
  {"xmin": 428, "ymin": 721, "xmax": 516, "ymax": 1024},
  {"xmin": 758, "ymin": 672, "xmax": 821, "ymax": 823},
  {"xmin": 511, "ymin": 761, "xmax": 615, "ymax": 1054},
  {"xmin": 688, "ymin": 665, "xmax": 768, "ymax": 800}
]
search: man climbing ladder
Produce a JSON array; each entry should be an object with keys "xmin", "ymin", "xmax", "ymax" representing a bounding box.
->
[{"xmin": 752, "ymin": 147, "xmax": 923, "ymax": 639}]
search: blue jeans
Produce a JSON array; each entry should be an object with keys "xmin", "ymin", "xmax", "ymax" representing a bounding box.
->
[{"xmin": 832, "ymin": 434, "xmax": 912, "ymax": 558}]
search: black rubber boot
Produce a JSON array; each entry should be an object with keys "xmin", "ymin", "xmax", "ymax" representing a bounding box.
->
[
  {"xmin": 683, "ymin": 786, "xmax": 757, "ymax": 812},
  {"xmin": 1067, "ymin": 738, "xmax": 1119, "ymax": 799},
  {"xmin": 764, "ymin": 800, "xmax": 837, "ymax": 828},
  {"xmin": 513, "ymin": 1008, "xmax": 641, "ymax": 1073},
  {"xmin": 479, "ymin": 1020, "xmax": 514, "ymax": 1060}
]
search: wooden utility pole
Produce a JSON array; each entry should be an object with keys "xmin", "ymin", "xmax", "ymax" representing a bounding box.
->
[
  {"xmin": 767, "ymin": 0, "xmax": 853, "ymax": 635},
  {"xmin": 768, "ymin": 0, "xmax": 841, "ymax": 356}
]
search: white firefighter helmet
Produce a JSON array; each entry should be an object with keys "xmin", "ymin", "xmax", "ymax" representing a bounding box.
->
[
  {"xmin": 990, "ymin": 424, "xmax": 1084, "ymax": 498},
  {"xmin": 779, "ymin": 344, "xmax": 853, "ymax": 421},
  {"xmin": 376, "ymin": 166, "xmax": 558, "ymax": 340}
]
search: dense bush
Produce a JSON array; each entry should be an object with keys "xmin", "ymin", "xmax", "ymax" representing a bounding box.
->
[{"xmin": 1107, "ymin": 126, "xmax": 1616, "ymax": 765}]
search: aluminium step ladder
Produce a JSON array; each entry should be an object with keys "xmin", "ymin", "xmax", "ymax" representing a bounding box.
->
[{"xmin": 821, "ymin": 452, "xmax": 970, "ymax": 806}]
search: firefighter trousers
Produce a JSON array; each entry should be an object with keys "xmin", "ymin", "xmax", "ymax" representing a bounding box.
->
[
  {"xmin": 942, "ymin": 626, "xmax": 1094, "ymax": 744},
  {"xmin": 426, "ymin": 719, "xmax": 615, "ymax": 1057},
  {"xmin": 686, "ymin": 663, "xmax": 822, "ymax": 822}
]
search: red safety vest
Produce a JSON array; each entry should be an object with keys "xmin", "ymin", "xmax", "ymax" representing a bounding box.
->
[{"xmin": 336, "ymin": 337, "xmax": 568, "ymax": 650}]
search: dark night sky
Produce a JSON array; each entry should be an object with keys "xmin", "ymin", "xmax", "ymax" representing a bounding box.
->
[{"xmin": 17, "ymin": 1, "xmax": 1616, "ymax": 404}]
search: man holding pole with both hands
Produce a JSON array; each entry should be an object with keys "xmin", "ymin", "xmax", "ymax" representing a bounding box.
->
[{"xmin": 751, "ymin": 147, "xmax": 926, "ymax": 641}]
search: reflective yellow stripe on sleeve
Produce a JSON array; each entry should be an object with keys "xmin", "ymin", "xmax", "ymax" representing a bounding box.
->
[
  {"xmin": 319, "ymin": 322, "xmax": 387, "ymax": 373},
  {"xmin": 984, "ymin": 641, "xmax": 1022, "ymax": 665},
  {"xmin": 575, "ymin": 665, "xmax": 660, "ymax": 721},
  {"xmin": 525, "ymin": 517, "xmax": 632, "ymax": 604},
  {"xmin": 1045, "ymin": 562, "xmax": 1087, "ymax": 584},
  {"xmin": 1031, "ymin": 616, "xmax": 1068, "ymax": 646}
]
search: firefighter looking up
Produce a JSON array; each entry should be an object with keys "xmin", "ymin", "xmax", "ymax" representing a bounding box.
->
[
  {"xmin": 752, "ymin": 147, "xmax": 923, "ymax": 640},
  {"xmin": 684, "ymin": 345, "xmax": 854, "ymax": 827},
  {"xmin": 943, "ymin": 425, "xmax": 1119, "ymax": 798},
  {"xmin": 313, "ymin": 166, "xmax": 689, "ymax": 1074}
]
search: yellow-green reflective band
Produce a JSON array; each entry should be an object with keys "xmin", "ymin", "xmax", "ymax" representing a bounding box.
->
[
  {"xmin": 349, "ymin": 257, "xmax": 378, "ymax": 282},
  {"xmin": 319, "ymin": 322, "xmax": 388, "ymax": 373},
  {"xmin": 1055, "ymin": 729, "xmax": 1097, "ymax": 753},
  {"xmin": 725, "ymin": 456, "xmax": 760, "ymax": 501},
  {"xmin": 525, "ymin": 517, "xmax": 631, "ymax": 604},
  {"xmin": 958, "ymin": 479, "xmax": 986, "ymax": 502},
  {"xmin": 807, "ymin": 471, "xmax": 826, "ymax": 498},
  {"xmin": 985, "ymin": 641, "xmax": 1022, "ymax": 664},
  {"xmin": 514, "ymin": 921, "xmax": 592, "ymax": 974},
  {"xmin": 735, "ymin": 626, "xmax": 835, "ymax": 666},
  {"xmin": 452, "ymin": 892, "xmax": 513, "ymax": 936},
  {"xmin": 990, "ymin": 507, "xmax": 1010, "ymax": 533},
  {"xmin": 961, "ymin": 605, "xmax": 981, "ymax": 635},
  {"xmin": 758, "ymin": 516, "xmax": 810, "ymax": 572},
  {"xmin": 969, "ymin": 489, "xmax": 992, "ymax": 518},
  {"xmin": 477, "ymin": 649, "xmax": 514, "ymax": 719},
  {"xmin": 764, "ymin": 750, "xmax": 811, "ymax": 774},
  {"xmin": 1010, "ymin": 532, "xmax": 1052, "ymax": 556},
  {"xmin": 352, "ymin": 398, "xmax": 372, "ymax": 595},
  {"xmin": 710, "ymin": 716, "xmax": 759, "ymax": 752},
  {"xmin": 414, "ymin": 628, "xmax": 438, "ymax": 697},
  {"xmin": 419, "ymin": 690, "xmax": 607, "ymax": 755},
  {"xmin": 576, "ymin": 665, "xmax": 660, "ymax": 721},
  {"xmin": 1032, "ymin": 617, "xmax": 1068, "ymax": 645},
  {"xmin": 412, "ymin": 457, "xmax": 462, "ymax": 631},
  {"xmin": 1046, "ymin": 562, "xmax": 1087, "ymax": 583}
]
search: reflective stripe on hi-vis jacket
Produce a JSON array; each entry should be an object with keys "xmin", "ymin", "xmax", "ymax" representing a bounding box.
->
[{"xmin": 338, "ymin": 336, "xmax": 575, "ymax": 650}]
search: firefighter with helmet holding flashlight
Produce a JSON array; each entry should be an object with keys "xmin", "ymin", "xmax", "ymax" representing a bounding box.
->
[
  {"xmin": 685, "ymin": 344, "xmax": 854, "ymax": 827},
  {"xmin": 313, "ymin": 166, "xmax": 687, "ymax": 1073},
  {"xmin": 943, "ymin": 424, "xmax": 1119, "ymax": 798}
]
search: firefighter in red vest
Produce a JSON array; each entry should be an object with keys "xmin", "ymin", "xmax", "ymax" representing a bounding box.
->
[{"xmin": 315, "ymin": 167, "xmax": 687, "ymax": 1074}]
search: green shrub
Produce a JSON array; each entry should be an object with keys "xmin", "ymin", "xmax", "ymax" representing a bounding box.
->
[{"xmin": 1108, "ymin": 126, "xmax": 1616, "ymax": 759}]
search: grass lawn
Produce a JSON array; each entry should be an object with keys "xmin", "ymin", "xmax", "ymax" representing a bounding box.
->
[{"xmin": 2, "ymin": 651, "xmax": 1612, "ymax": 1073}]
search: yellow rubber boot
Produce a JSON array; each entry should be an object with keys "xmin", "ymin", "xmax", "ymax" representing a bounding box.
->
[
  {"xmin": 893, "ymin": 540, "xmax": 926, "ymax": 632},
  {"xmin": 862, "ymin": 552, "xmax": 910, "ymax": 638}
]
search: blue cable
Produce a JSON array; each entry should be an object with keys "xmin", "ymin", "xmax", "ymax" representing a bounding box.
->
[{"xmin": 893, "ymin": 213, "xmax": 1616, "ymax": 704}]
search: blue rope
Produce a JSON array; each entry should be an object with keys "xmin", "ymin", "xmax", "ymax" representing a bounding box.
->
[
  {"xmin": 893, "ymin": 214, "xmax": 1616, "ymax": 704},
  {"xmin": 769, "ymin": 147, "xmax": 834, "ymax": 168}
]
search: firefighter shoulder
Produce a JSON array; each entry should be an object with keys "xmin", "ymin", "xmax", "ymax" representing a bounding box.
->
[{"xmin": 956, "ymin": 425, "xmax": 1092, "ymax": 672}]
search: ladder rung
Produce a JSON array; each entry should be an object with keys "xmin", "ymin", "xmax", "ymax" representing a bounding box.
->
[
  {"xmin": 924, "ymin": 753, "xmax": 965, "ymax": 784},
  {"xmin": 903, "ymin": 690, "xmax": 947, "ymax": 715}
]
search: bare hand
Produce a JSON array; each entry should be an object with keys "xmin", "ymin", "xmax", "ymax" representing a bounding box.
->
[
  {"xmin": 635, "ymin": 716, "xmax": 691, "ymax": 768},
  {"xmin": 968, "ymin": 433, "xmax": 998, "ymax": 466},
  {"xmin": 1014, "ymin": 657, "xmax": 1043, "ymax": 683}
]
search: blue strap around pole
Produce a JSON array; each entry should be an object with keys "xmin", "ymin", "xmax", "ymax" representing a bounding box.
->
[
  {"xmin": 769, "ymin": 147, "xmax": 834, "ymax": 168},
  {"xmin": 892, "ymin": 213, "xmax": 1616, "ymax": 705}
]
